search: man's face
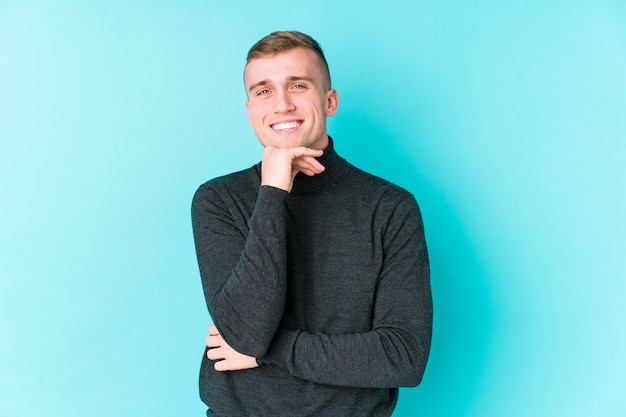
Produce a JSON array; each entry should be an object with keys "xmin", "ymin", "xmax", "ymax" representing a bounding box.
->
[{"xmin": 244, "ymin": 47, "xmax": 339, "ymax": 150}]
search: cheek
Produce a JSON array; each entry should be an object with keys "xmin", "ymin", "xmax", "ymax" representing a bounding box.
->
[
  {"xmin": 247, "ymin": 109, "xmax": 263, "ymax": 127},
  {"xmin": 249, "ymin": 103, "xmax": 271, "ymax": 123}
]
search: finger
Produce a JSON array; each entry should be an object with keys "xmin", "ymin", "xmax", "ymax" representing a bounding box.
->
[
  {"xmin": 292, "ymin": 157, "xmax": 325, "ymax": 174},
  {"xmin": 206, "ymin": 334, "xmax": 223, "ymax": 348},
  {"xmin": 295, "ymin": 165, "xmax": 325, "ymax": 176},
  {"xmin": 293, "ymin": 156, "xmax": 324, "ymax": 169},
  {"xmin": 298, "ymin": 166, "xmax": 324, "ymax": 176},
  {"xmin": 291, "ymin": 149, "xmax": 324, "ymax": 163},
  {"xmin": 207, "ymin": 347, "xmax": 224, "ymax": 361},
  {"xmin": 208, "ymin": 324, "xmax": 219, "ymax": 335},
  {"xmin": 214, "ymin": 359, "xmax": 229, "ymax": 372},
  {"xmin": 292, "ymin": 148, "xmax": 323, "ymax": 159},
  {"xmin": 262, "ymin": 146, "xmax": 322, "ymax": 161},
  {"xmin": 297, "ymin": 167, "xmax": 319, "ymax": 176}
]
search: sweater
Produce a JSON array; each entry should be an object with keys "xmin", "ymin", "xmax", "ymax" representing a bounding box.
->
[{"xmin": 191, "ymin": 138, "xmax": 432, "ymax": 416}]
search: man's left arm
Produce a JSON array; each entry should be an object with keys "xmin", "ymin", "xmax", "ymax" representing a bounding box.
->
[{"xmin": 240, "ymin": 195, "xmax": 432, "ymax": 388}]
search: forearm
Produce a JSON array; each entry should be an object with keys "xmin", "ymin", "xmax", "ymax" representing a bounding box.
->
[
  {"xmin": 258, "ymin": 324, "xmax": 431, "ymax": 388},
  {"xmin": 192, "ymin": 184, "xmax": 289, "ymax": 357}
]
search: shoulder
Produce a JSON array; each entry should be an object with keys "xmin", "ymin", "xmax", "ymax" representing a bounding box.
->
[
  {"xmin": 340, "ymin": 164, "xmax": 424, "ymax": 229},
  {"xmin": 345, "ymin": 164, "xmax": 415, "ymax": 203},
  {"xmin": 344, "ymin": 166, "xmax": 427, "ymax": 242},
  {"xmin": 192, "ymin": 164, "xmax": 260, "ymax": 208}
]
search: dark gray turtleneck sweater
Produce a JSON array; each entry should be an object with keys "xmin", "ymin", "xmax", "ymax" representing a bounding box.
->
[{"xmin": 192, "ymin": 138, "xmax": 432, "ymax": 417}]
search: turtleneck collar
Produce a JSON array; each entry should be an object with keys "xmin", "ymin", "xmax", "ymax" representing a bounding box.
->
[
  {"xmin": 291, "ymin": 136, "xmax": 349, "ymax": 194},
  {"xmin": 256, "ymin": 136, "xmax": 349, "ymax": 194},
  {"xmin": 291, "ymin": 136, "xmax": 348, "ymax": 194}
]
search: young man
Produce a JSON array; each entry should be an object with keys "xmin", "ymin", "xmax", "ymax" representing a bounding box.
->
[{"xmin": 192, "ymin": 31, "xmax": 432, "ymax": 416}]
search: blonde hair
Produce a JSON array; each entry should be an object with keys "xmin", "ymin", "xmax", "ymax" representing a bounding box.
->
[{"xmin": 246, "ymin": 31, "xmax": 331, "ymax": 88}]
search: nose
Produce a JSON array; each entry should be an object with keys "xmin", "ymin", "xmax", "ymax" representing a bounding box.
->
[{"xmin": 273, "ymin": 89, "xmax": 295, "ymax": 113}]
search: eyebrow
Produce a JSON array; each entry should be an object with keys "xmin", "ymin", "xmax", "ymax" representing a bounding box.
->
[
  {"xmin": 248, "ymin": 79, "xmax": 269, "ymax": 93},
  {"xmin": 248, "ymin": 75, "xmax": 314, "ymax": 93}
]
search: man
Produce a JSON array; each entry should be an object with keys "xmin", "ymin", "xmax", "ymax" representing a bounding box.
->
[{"xmin": 192, "ymin": 30, "xmax": 432, "ymax": 416}]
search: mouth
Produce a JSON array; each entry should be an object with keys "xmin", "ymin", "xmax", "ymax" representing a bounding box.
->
[{"xmin": 271, "ymin": 120, "xmax": 302, "ymax": 133}]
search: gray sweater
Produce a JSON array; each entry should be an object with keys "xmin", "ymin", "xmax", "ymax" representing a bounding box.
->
[{"xmin": 192, "ymin": 139, "xmax": 432, "ymax": 416}]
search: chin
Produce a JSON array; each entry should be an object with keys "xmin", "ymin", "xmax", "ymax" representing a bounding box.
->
[{"xmin": 269, "ymin": 136, "xmax": 306, "ymax": 148}]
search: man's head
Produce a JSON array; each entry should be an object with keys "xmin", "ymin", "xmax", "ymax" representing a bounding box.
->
[{"xmin": 244, "ymin": 31, "xmax": 339, "ymax": 150}]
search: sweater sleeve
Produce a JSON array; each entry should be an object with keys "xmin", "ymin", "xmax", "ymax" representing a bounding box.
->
[
  {"xmin": 258, "ymin": 195, "xmax": 432, "ymax": 388},
  {"xmin": 191, "ymin": 183, "xmax": 289, "ymax": 357}
]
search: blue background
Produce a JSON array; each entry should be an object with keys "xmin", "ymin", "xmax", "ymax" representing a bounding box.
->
[{"xmin": 1, "ymin": 1, "xmax": 625, "ymax": 416}]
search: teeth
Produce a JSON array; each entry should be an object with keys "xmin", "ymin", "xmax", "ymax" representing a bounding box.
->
[{"xmin": 273, "ymin": 121, "xmax": 299, "ymax": 130}]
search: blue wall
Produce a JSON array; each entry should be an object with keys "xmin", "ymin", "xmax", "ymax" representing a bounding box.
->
[{"xmin": 1, "ymin": 1, "xmax": 624, "ymax": 416}]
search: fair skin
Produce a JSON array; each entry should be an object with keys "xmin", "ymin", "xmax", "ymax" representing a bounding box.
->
[
  {"xmin": 206, "ymin": 324, "xmax": 257, "ymax": 371},
  {"xmin": 206, "ymin": 47, "xmax": 340, "ymax": 371},
  {"xmin": 246, "ymin": 47, "xmax": 339, "ymax": 192}
]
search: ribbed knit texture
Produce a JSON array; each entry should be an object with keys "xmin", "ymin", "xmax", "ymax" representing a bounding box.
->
[{"xmin": 192, "ymin": 138, "xmax": 432, "ymax": 417}]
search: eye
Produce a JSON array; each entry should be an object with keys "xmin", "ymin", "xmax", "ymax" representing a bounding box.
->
[
  {"xmin": 257, "ymin": 89, "xmax": 271, "ymax": 96},
  {"xmin": 292, "ymin": 83, "xmax": 306, "ymax": 90}
]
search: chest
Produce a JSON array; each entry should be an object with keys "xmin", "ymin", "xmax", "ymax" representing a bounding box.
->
[{"xmin": 281, "ymin": 193, "xmax": 387, "ymax": 332}]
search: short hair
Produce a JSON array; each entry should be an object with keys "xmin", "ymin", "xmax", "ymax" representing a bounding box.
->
[{"xmin": 246, "ymin": 30, "xmax": 332, "ymax": 89}]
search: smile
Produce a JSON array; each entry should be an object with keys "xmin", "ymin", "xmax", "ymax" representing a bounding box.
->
[{"xmin": 271, "ymin": 121, "xmax": 302, "ymax": 131}]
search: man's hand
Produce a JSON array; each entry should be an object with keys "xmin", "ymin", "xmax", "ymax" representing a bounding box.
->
[
  {"xmin": 206, "ymin": 325, "xmax": 259, "ymax": 372},
  {"xmin": 261, "ymin": 146, "xmax": 325, "ymax": 192}
]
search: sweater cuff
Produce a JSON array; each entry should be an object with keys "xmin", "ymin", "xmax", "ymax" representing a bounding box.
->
[
  {"xmin": 257, "ymin": 327, "xmax": 299, "ymax": 367},
  {"xmin": 250, "ymin": 185, "xmax": 289, "ymax": 231},
  {"xmin": 259, "ymin": 184, "xmax": 289, "ymax": 198}
]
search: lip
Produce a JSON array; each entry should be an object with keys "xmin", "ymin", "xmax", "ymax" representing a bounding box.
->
[{"xmin": 270, "ymin": 119, "xmax": 303, "ymax": 133}]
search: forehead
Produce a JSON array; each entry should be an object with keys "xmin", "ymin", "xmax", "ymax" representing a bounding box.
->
[{"xmin": 244, "ymin": 47, "xmax": 325, "ymax": 87}]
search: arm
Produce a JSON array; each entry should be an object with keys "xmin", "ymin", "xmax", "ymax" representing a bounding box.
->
[
  {"xmin": 192, "ymin": 146, "xmax": 325, "ymax": 358},
  {"xmin": 258, "ymin": 195, "xmax": 432, "ymax": 388},
  {"xmin": 192, "ymin": 184, "xmax": 289, "ymax": 357}
]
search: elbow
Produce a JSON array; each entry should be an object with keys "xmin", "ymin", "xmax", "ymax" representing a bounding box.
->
[
  {"xmin": 210, "ymin": 304, "xmax": 280, "ymax": 358},
  {"xmin": 391, "ymin": 345, "xmax": 429, "ymax": 387},
  {"xmin": 396, "ymin": 332, "xmax": 432, "ymax": 387},
  {"xmin": 401, "ymin": 357, "xmax": 428, "ymax": 387},
  {"xmin": 209, "ymin": 292, "xmax": 284, "ymax": 358}
]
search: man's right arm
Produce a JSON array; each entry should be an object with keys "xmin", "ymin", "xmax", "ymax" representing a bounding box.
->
[
  {"xmin": 192, "ymin": 146, "xmax": 325, "ymax": 359},
  {"xmin": 192, "ymin": 183, "xmax": 289, "ymax": 358}
]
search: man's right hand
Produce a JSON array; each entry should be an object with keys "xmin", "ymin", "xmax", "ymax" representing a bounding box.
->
[{"xmin": 261, "ymin": 146, "xmax": 325, "ymax": 192}]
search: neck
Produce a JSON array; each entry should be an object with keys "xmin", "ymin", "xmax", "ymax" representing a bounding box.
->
[{"xmin": 310, "ymin": 134, "xmax": 330, "ymax": 151}]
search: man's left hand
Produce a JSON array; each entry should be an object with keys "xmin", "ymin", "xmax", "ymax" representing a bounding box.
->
[{"xmin": 206, "ymin": 325, "xmax": 259, "ymax": 371}]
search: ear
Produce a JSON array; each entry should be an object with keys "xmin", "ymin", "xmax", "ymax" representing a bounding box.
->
[
  {"xmin": 325, "ymin": 89, "xmax": 339, "ymax": 116},
  {"xmin": 246, "ymin": 100, "xmax": 253, "ymax": 126}
]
